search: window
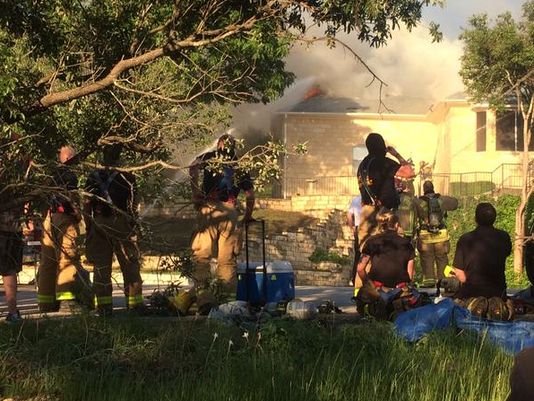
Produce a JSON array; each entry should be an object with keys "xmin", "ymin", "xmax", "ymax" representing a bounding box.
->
[
  {"xmin": 496, "ymin": 110, "xmax": 534, "ymax": 151},
  {"xmin": 476, "ymin": 111, "xmax": 486, "ymax": 152},
  {"xmin": 352, "ymin": 145, "xmax": 367, "ymax": 175}
]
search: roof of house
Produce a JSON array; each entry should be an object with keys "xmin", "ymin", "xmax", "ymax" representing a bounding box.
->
[
  {"xmin": 287, "ymin": 94, "xmax": 436, "ymax": 115},
  {"xmin": 445, "ymin": 91, "xmax": 467, "ymax": 100}
]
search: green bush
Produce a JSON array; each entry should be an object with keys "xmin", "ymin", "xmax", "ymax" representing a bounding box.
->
[
  {"xmin": 448, "ymin": 181, "xmax": 495, "ymax": 197},
  {"xmin": 309, "ymin": 248, "xmax": 352, "ymax": 265}
]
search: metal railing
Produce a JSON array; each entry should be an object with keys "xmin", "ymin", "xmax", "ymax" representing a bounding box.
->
[
  {"xmin": 271, "ymin": 162, "xmax": 532, "ymax": 198},
  {"xmin": 433, "ymin": 163, "xmax": 528, "ymax": 197}
]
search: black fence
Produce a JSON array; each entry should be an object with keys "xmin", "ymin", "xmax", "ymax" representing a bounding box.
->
[
  {"xmin": 435, "ymin": 163, "xmax": 528, "ymax": 197},
  {"xmin": 272, "ymin": 163, "xmax": 531, "ymax": 198}
]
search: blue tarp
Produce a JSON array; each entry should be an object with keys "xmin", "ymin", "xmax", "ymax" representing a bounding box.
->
[{"xmin": 394, "ymin": 298, "xmax": 534, "ymax": 354}]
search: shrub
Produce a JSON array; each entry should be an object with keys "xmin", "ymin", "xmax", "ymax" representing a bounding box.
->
[{"xmin": 309, "ymin": 248, "xmax": 351, "ymax": 265}]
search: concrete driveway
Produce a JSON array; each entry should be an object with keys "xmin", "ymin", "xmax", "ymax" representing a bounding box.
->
[
  {"xmin": 1, "ymin": 283, "xmax": 358, "ymax": 318},
  {"xmin": 1, "ymin": 265, "xmax": 360, "ymax": 318}
]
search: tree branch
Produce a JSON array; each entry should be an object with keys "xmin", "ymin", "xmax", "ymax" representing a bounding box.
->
[
  {"xmin": 33, "ymin": 9, "xmax": 262, "ymax": 111},
  {"xmin": 296, "ymin": 35, "xmax": 391, "ymax": 112}
]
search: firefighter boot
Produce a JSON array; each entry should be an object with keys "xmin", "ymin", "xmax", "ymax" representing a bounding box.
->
[
  {"xmin": 173, "ymin": 289, "xmax": 196, "ymax": 316},
  {"xmin": 196, "ymin": 289, "xmax": 219, "ymax": 316}
]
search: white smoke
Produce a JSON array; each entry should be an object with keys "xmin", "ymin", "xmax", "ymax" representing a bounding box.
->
[
  {"xmin": 284, "ymin": 25, "xmax": 463, "ymax": 102},
  {"xmin": 231, "ymin": 26, "xmax": 464, "ymax": 136}
]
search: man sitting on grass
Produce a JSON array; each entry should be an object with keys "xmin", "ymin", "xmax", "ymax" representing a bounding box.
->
[
  {"xmin": 355, "ymin": 209, "xmax": 426, "ymax": 320},
  {"xmin": 451, "ymin": 202, "xmax": 513, "ymax": 320}
]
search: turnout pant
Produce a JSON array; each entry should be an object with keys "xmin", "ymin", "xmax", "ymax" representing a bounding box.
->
[
  {"xmin": 354, "ymin": 205, "xmax": 379, "ymax": 289},
  {"xmin": 351, "ymin": 226, "xmax": 360, "ymax": 284},
  {"xmin": 86, "ymin": 213, "xmax": 143, "ymax": 310},
  {"xmin": 357, "ymin": 205, "xmax": 379, "ymax": 249},
  {"xmin": 191, "ymin": 201, "xmax": 241, "ymax": 305},
  {"xmin": 38, "ymin": 212, "xmax": 87, "ymax": 309},
  {"xmin": 417, "ymin": 239, "xmax": 450, "ymax": 282}
]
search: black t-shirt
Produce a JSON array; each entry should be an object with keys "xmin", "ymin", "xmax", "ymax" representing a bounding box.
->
[
  {"xmin": 453, "ymin": 225, "xmax": 512, "ymax": 298},
  {"xmin": 197, "ymin": 150, "xmax": 253, "ymax": 202},
  {"xmin": 357, "ymin": 154, "xmax": 400, "ymax": 209},
  {"xmin": 85, "ymin": 169, "xmax": 136, "ymax": 216},
  {"xmin": 363, "ymin": 230, "xmax": 415, "ymax": 287}
]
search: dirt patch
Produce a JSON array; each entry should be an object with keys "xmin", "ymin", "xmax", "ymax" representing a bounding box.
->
[
  {"xmin": 140, "ymin": 210, "xmax": 320, "ymax": 255},
  {"xmin": 253, "ymin": 209, "xmax": 319, "ymax": 233},
  {"xmin": 140, "ymin": 216, "xmax": 195, "ymax": 255}
]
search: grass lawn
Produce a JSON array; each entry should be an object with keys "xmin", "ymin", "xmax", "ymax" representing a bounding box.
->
[{"xmin": 0, "ymin": 316, "xmax": 512, "ymax": 401}]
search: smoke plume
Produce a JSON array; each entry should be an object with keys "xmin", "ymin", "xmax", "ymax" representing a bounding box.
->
[{"xmin": 231, "ymin": 24, "xmax": 464, "ymax": 138}]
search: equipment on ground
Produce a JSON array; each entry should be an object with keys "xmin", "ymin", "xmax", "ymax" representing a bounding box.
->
[{"xmin": 236, "ymin": 219, "xmax": 295, "ymax": 306}]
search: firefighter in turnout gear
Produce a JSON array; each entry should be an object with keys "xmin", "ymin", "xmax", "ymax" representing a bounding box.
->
[
  {"xmin": 38, "ymin": 146, "xmax": 91, "ymax": 313},
  {"xmin": 415, "ymin": 180, "xmax": 458, "ymax": 287},
  {"xmin": 83, "ymin": 145, "xmax": 143, "ymax": 316},
  {"xmin": 355, "ymin": 133, "xmax": 411, "ymax": 290},
  {"xmin": 394, "ymin": 163, "xmax": 417, "ymax": 243},
  {"xmin": 186, "ymin": 134, "xmax": 255, "ymax": 315}
]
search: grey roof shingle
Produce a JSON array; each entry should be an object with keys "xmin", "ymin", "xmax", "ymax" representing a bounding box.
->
[{"xmin": 287, "ymin": 94, "xmax": 434, "ymax": 115}]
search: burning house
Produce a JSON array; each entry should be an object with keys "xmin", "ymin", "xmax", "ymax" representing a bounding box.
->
[{"xmin": 271, "ymin": 87, "xmax": 530, "ymax": 199}]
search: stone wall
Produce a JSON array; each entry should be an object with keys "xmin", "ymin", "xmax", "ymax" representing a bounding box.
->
[
  {"xmin": 238, "ymin": 209, "xmax": 355, "ymax": 286},
  {"xmin": 143, "ymin": 195, "xmax": 357, "ymax": 287},
  {"xmin": 143, "ymin": 195, "xmax": 354, "ymax": 220},
  {"xmin": 140, "ymin": 202, "xmax": 197, "ymax": 219},
  {"xmin": 256, "ymin": 195, "xmax": 353, "ymax": 218}
]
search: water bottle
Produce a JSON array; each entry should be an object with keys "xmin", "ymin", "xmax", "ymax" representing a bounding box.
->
[{"xmin": 286, "ymin": 300, "xmax": 317, "ymax": 320}]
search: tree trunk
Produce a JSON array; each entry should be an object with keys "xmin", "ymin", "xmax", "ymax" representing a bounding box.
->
[
  {"xmin": 514, "ymin": 94, "xmax": 533, "ymax": 274},
  {"xmin": 514, "ymin": 203, "xmax": 526, "ymax": 273}
]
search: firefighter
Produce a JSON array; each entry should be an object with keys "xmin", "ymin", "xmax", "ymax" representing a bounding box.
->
[
  {"xmin": 38, "ymin": 145, "xmax": 91, "ymax": 313},
  {"xmin": 394, "ymin": 165, "xmax": 417, "ymax": 243},
  {"xmin": 355, "ymin": 133, "xmax": 410, "ymax": 290},
  {"xmin": 185, "ymin": 134, "xmax": 255, "ymax": 315},
  {"xmin": 83, "ymin": 144, "xmax": 143, "ymax": 316},
  {"xmin": 415, "ymin": 180, "xmax": 458, "ymax": 287}
]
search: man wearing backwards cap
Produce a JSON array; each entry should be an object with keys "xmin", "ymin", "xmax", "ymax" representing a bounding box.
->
[
  {"xmin": 357, "ymin": 133, "xmax": 408, "ymax": 242},
  {"xmin": 355, "ymin": 132, "xmax": 409, "ymax": 289}
]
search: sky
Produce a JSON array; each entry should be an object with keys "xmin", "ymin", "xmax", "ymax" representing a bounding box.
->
[
  {"xmin": 423, "ymin": 0, "xmax": 522, "ymax": 38},
  {"xmin": 231, "ymin": 0, "xmax": 525, "ymax": 134}
]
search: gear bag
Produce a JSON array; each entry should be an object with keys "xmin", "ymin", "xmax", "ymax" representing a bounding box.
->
[
  {"xmin": 355, "ymin": 281, "xmax": 428, "ymax": 320},
  {"xmin": 422, "ymin": 194, "xmax": 444, "ymax": 233},
  {"xmin": 88, "ymin": 170, "xmax": 119, "ymax": 215}
]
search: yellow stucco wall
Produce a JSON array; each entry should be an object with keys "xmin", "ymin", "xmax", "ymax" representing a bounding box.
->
[
  {"xmin": 275, "ymin": 101, "xmax": 530, "ymax": 196},
  {"xmin": 279, "ymin": 113, "xmax": 439, "ymax": 194},
  {"xmin": 439, "ymin": 103, "xmax": 530, "ymax": 192},
  {"xmin": 282, "ymin": 114, "xmax": 438, "ymax": 173}
]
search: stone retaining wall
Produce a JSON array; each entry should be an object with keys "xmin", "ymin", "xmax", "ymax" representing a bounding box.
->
[
  {"xmin": 256, "ymin": 195, "xmax": 353, "ymax": 219},
  {"xmin": 143, "ymin": 195, "xmax": 357, "ymax": 286},
  {"xmin": 238, "ymin": 209, "xmax": 355, "ymax": 286},
  {"xmin": 142, "ymin": 195, "xmax": 353, "ymax": 219}
]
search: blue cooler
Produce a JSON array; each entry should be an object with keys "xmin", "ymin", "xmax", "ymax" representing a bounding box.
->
[{"xmin": 236, "ymin": 261, "xmax": 295, "ymax": 304}]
